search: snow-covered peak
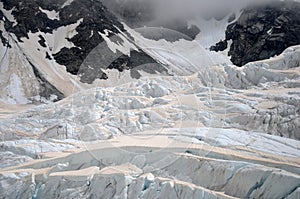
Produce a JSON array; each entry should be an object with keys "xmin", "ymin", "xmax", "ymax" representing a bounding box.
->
[{"xmin": 0, "ymin": 1, "xmax": 300, "ymax": 198}]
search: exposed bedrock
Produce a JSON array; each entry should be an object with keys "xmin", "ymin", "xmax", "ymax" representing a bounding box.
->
[{"xmin": 211, "ymin": 0, "xmax": 300, "ymax": 66}]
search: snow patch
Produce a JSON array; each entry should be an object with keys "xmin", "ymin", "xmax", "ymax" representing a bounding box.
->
[
  {"xmin": 39, "ymin": 7, "xmax": 59, "ymax": 20},
  {"xmin": 61, "ymin": 0, "xmax": 75, "ymax": 8},
  {"xmin": 0, "ymin": 2, "xmax": 17, "ymax": 26},
  {"xmin": 98, "ymin": 29, "xmax": 138, "ymax": 56},
  {"xmin": 6, "ymin": 74, "xmax": 29, "ymax": 104},
  {"xmin": 49, "ymin": 19, "xmax": 83, "ymax": 54}
]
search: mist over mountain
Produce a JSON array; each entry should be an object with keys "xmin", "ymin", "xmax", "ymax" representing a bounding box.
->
[
  {"xmin": 0, "ymin": 0, "xmax": 300, "ymax": 198},
  {"xmin": 211, "ymin": 0, "xmax": 300, "ymax": 66}
]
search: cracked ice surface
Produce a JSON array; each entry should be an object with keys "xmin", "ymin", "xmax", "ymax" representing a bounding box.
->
[{"xmin": 0, "ymin": 46, "xmax": 300, "ymax": 198}]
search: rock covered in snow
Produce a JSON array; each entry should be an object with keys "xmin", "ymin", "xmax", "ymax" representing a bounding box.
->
[
  {"xmin": 0, "ymin": 1, "xmax": 300, "ymax": 198},
  {"xmin": 212, "ymin": 0, "xmax": 300, "ymax": 66}
]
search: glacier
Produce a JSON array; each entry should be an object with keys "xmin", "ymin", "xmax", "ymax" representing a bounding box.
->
[
  {"xmin": 0, "ymin": 0, "xmax": 300, "ymax": 198},
  {"xmin": 0, "ymin": 45, "xmax": 300, "ymax": 198}
]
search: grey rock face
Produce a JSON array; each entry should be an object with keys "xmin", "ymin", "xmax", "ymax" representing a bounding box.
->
[
  {"xmin": 0, "ymin": 0, "xmax": 167, "ymax": 103},
  {"xmin": 2, "ymin": 0, "xmax": 125, "ymax": 74},
  {"xmin": 211, "ymin": 0, "xmax": 300, "ymax": 66}
]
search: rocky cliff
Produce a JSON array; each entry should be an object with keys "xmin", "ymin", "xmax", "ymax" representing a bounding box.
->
[
  {"xmin": 0, "ymin": 0, "xmax": 166, "ymax": 103},
  {"xmin": 211, "ymin": 0, "xmax": 300, "ymax": 66},
  {"xmin": 0, "ymin": 1, "xmax": 300, "ymax": 198}
]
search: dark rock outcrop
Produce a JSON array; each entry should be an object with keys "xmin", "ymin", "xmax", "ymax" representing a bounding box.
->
[
  {"xmin": 211, "ymin": 0, "xmax": 300, "ymax": 66},
  {"xmin": 1, "ymin": 0, "xmax": 166, "ymax": 85},
  {"xmin": 38, "ymin": 35, "xmax": 47, "ymax": 48},
  {"xmin": 210, "ymin": 40, "xmax": 228, "ymax": 52},
  {"xmin": 108, "ymin": 49, "xmax": 167, "ymax": 78},
  {"xmin": 1, "ymin": 0, "xmax": 126, "ymax": 75},
  {"xmin": 2, "ymin": 0, "xmax": 61, "ymax": 40},
  {"xmin": 30, "ymin": 62, "xmax": 64, "ymax": 102},
  {"xmin": 0, "ymin": 10, "xmax": 11, "ymax": 48},
  {"xmin": 77, "ymin": 44, "xmax": 167, "ymax": 84}
]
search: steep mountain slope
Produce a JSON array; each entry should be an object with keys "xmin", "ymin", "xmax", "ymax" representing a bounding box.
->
[
  {"xmin": 1, "ymin": 0, "xmax": 300, "ymax": 104},
  {"xmin": 0, "ymin": 0, "xmax": 166, "ymax": 104},
  {"xmin": 0, "ymin": 0, "xmax": 300, "ymax": 198},
  {"xmin": 0, "ymin": 44, "xmax": 300, "ymax": 198},
  {"xmin": 211, "ymin": 0, "xmax": 300, "ymax": 66}
]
